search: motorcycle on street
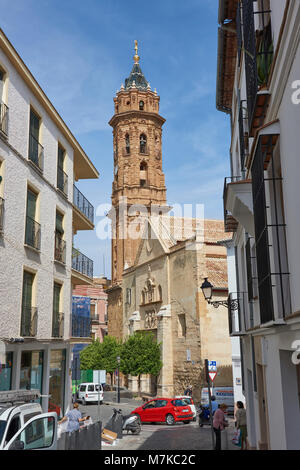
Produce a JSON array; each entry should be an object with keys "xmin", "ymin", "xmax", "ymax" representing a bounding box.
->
[{"xmin": 111, "ymin": 408, "xmax": 142, "ymax": 435}]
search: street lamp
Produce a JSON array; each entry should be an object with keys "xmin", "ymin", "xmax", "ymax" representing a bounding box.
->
[
  {"xmin": 201, "ymin": 277, "xmax": 238, "ymax": 309},
  {"xmin": 117, "ymin": 356, "xmax": 120, "ymax": 404}
]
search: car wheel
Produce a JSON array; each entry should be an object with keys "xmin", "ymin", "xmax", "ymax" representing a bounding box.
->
[{"xmin": 166, "ymin": 414, "xmax": 175, "ymax": 426}]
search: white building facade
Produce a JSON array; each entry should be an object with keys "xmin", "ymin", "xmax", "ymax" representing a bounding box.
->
[
  {"xmin": 217, "ymin": 0, "xmax": 300, "ymax": 450},
  {"xmin": 0, "ymin": 29, "xmax": 98, "ymax": 416}
]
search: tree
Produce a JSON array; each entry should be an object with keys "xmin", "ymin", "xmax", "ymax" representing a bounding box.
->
[
  {"xmin": 79, "ymin": 336, "xmax": 121, "ymax": 388},
  {"xmin": 120, "ymin": 331, "xmax": 162, "ymax": 396}
]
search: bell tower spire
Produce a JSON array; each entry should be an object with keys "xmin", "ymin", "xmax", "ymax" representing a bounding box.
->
[{"xmin": 109, "ymin": 42, "xmax": 168, "ymax": 285}]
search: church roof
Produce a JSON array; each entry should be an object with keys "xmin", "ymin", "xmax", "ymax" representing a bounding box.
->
[{"xmin": 125, "ymin": 63, "xmax": 149, "ymax": 90}]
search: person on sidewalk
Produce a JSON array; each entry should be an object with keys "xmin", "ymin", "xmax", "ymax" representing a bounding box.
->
[
  {"xmin": 59, "ymin": 402, "xmax": 89, "ymax": 433},
  {"xmin": 235, "ymin": 401, "xmax": 247, "ymax": 450},
  {"xmin": 184, "ymin": 385, "xmax": 193, "ymax": 396},
  {"xmin": 213, "ymin": 403, "xmax": 228, "ymax": 450}
]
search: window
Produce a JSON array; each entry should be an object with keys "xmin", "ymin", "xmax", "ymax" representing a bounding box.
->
[
  {"xmin": 25, "ymin": 188, "xmax": 40, "ymax": 250},
  {"xmin": 54, "ymin": 211, "xmax": 66, "ymax": 263},
  {"xmin": 140, "ymin": 161, "xmax": 148, "ymax": 187},
  {"xmin": 10, "ymin": 416, "xmax": 55, "ymax": 450},
  {"xmin": 178, "ymin": 314, "xmax": 186, "ymax": 338},
  {"xmin": 21, "ymin": 272, "xmax": 37, "ymax": 337},
  {"xmin": 140, "ymin": 134, "xmax": 147, "ymax": 154},
  {"xmin": 29, "ymin": 109, "xmax": 43, "ymax": 171},
  {"xmin": 126, "ymin": 288, "xmax": 131, "ymax": 305},
  {"xmin": 0, "ymin": 68, "xmax": 8, "ymax": 136},
  {"xmin": 57, "ymin": 145, "xmax": 68, "ymax": 195},
  {"xmin": 88, "ymin": 385, "xmax": 94, "ymax": 392},
  {"xmin": 125, "ymin": 134, "xmax": 130, "ymax": 155},
  {"xmin": 139, "ymin": 101, "xmax": 144, "ymax": 111},
  {"xmin": 52, "ymin": 283, "xmax": 63, "ymax": 338},
  {"xmin": 20, "ymin": 350, "xmax": 43, "ymax": 390},
  {"xmin": 5, "ymin": 415, "xmax": 21, "ymax": 443},
  {"xmin": 80, "ymin": 385, "xmax": 86, "ymax": 392},
  {"xmin": 155, "ymin": 400, "xmax": 168, "ymax": 408}
]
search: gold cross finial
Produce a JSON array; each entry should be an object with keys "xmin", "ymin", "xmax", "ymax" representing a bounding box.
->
[{"xmin": 134, "ymin": 40, "xmax": 140, "ymax": 64}]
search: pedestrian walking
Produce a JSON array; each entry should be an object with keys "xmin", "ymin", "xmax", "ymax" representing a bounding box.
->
[
  {"xmin": 213, "ymin": 403, "xmax": 228, "ymax": 450},
  {"xmin": 184, "ymin": 385, "xmax": 193, "ymax": 396},
  {"xmin": 235, "ymin": 401, "xmax": 247, "ymax": 450},
  {"xmin": 58, "ymin": 402, "xmax": 90, "ymax": 433}
]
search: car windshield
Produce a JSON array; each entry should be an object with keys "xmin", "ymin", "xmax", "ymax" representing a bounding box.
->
[{"xmin": 0, "ymin": 420, "xmax": 6, "ymax": 444}]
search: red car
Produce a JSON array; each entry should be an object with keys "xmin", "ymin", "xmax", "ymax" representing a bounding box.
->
[{"xmin": 131, "ymin": 398, "xmax": 194, "ymax": 425}]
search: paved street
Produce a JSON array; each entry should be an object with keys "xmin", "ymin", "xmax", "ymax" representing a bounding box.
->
[{"xmin": 78, "ymin": 395, "xmax": 239, "ymax": 451}]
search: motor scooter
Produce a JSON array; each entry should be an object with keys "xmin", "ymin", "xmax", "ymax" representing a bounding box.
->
[{"xmin": 111, "ymin": 408, "xmax": 141, "ymax": 435}]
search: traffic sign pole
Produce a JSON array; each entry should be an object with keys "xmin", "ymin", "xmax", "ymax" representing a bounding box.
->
[{"xmin": 205, "ymin": 359, "xmax": 215, "ymax": 450}]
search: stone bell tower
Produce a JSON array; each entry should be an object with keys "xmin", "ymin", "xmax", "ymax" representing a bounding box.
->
[{"xmin": 109, "ymin": 41, "xmax": 168, "ymax": 286}]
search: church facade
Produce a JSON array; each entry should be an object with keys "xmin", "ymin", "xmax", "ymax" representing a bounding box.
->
[{"xmin": 107, "ymin": 43, "xmax": 233, "ymax": 398}]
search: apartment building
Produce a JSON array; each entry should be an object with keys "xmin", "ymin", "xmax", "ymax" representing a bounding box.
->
[
  {"xmin": 73, "ymin": 278, "xmax": 109, "ymax": 342},
  {"xmin": 217, "ymin": 0, "xmax": 300, "ymax": 449},
  {"xmin": 0, "ymin": 29, "xmax": 99, "ymax": 417}
]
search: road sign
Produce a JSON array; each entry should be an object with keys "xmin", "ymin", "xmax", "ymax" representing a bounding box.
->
[
  {"xmin": 208, "ymin": 361, "xmax": 217, "ymax": 371},
  {"xmin": 209, "ymin": 371, "xmax": 217, "ymax": 382}
]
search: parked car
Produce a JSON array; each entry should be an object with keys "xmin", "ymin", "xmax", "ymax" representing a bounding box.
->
[
  {"xmin": 77, "ymin": 383, "xmax": 104, "ymax": 405},
  {"xmin": 175, "ymin": 395, "xmax": 197, "ymax": 421},
  {"xmin": 131, "ymin": 398, "xmax": 193, "ymax": 425},
  {"xmin": 201, "ymin": 387, "xmax": 234, "ymax": 414}
]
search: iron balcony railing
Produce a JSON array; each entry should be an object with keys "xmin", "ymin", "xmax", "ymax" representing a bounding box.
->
[
  {"xmin": 243, "ymin": 0, "xmax": 273, "ymax": 130},
  {"xmin": 57, "ymin": 167, "xmax": 68, "ymax": 196},
  {"xmin": 0, "ymin": 197, "xmax": 4, "ymax": 232},
  {"xmin": 52, "ymin": 312, "xmax": 64, "ymax": 338},
  {"xmin": 228, "ymin": 292, "xmax": 248, "ymax": 336},
  {"xmin": 71, "ymin": 315, "xmax": 92, "ymax": 338},
  {"xmin": 72, "ymin": 248, "xmax": 93, "ymax": 279},
  {"xmin": 54, "ymin": 234, "xmax": 66, "ymax": 264},
  {"xmin": 0, "ymin": 101, "xmax": 8, "ymax": 136},
  {"xmin": 90, "ymin": 315, "xmax": 100, "ymax": 323},
  {"xmin": 28, "ymin": 133, "xmax": 44, "ymax": 172},
  {"xmin": 73, "ymin": 184, "xmax": 94, "ymax": 224},
  {"xmin": 21, "ymin": 306, "xmax": 38, "ymax": 337},
  {"xmin": 25, "ymin": 216, "xmax": 41, "ymax": 250}
]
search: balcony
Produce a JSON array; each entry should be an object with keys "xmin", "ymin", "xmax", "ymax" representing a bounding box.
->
[
  {"xmin": 223, "ymin": 176, "xmax": 254, "ymax": 235},
  {"xmin": 25, "ymin": 216, "xmax": 41, "ymax": 251},
  {"xmin": 73, "ymin": 184, "xmax": 94, "ymax": 231},
  {"xmin": 90, "ymin": 315, "xmax": 100, "ymax": 324},
  {"xmin": 71, "ymin": 315, "xmax": 92, "ymax": 341},
  {"xmin": 28, "ymin": 133, "xmax": 44, "ymax": 172},
  {"xmin": 57, "ymin": 167, "xmax": 68, "ymax": 197},
  {"xmin": 243, "ymin": 0, "xmax": 273, "ymax": 136},
  {"xmin": 52, "ymin": 312, "xmax": 64, "ymax": 338},
  {"xmin": 21, "ymin": 306, "xmax": 38, "ymax": 337},
  {"xmin": 54, "ymin": 234, "xmax": 66, "ymax": 264},
  {"xmin": 228, "ymin": 293, "xmax": 247, "ymax": 337},
  {"xmin": 0, "ymin": 197, "xmax": 4, "ymax": 232},
  {"xmin": 72, "ymin": 248, "xmax": 94, "ymax": 285},
  {"xmin": 0, "ymin": 101, "xmax": 8, "ymax": 136}
]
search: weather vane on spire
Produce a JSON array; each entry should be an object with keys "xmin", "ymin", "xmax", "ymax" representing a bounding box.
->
[{"xmin": 134, "ymin": 40, "xmax": 140, "ymax": 64}]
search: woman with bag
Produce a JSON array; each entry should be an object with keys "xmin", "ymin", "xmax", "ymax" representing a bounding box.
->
[
  {"xmin": 213, "ymin": 403, "xmax": 228, "ymax": 450},
  {"xmin": 235, "ymin": 401, "xmax": 247, "ymax": 450}
]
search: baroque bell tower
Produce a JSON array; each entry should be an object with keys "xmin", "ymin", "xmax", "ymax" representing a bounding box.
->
[{"xmin": 109, "ymin": 41, "xmax": 168, "ymax": 285}]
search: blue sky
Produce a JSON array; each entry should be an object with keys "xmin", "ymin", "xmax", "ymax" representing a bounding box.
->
[{"xmin": 0, "ymin": 0, "xmax": 231, "ymax": 277}]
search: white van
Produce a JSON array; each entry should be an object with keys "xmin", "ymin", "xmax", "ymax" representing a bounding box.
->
[
  {"xmin": 201, "ymin": 387, "xmax": 234, "ymax": 414},
  {"xmin": 0, "ymin": 390, "xmax": 57, "ymax": 450},
  {"xmin": 77, "ymin": 383, "xmax": 104, "ymax": 405}
]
